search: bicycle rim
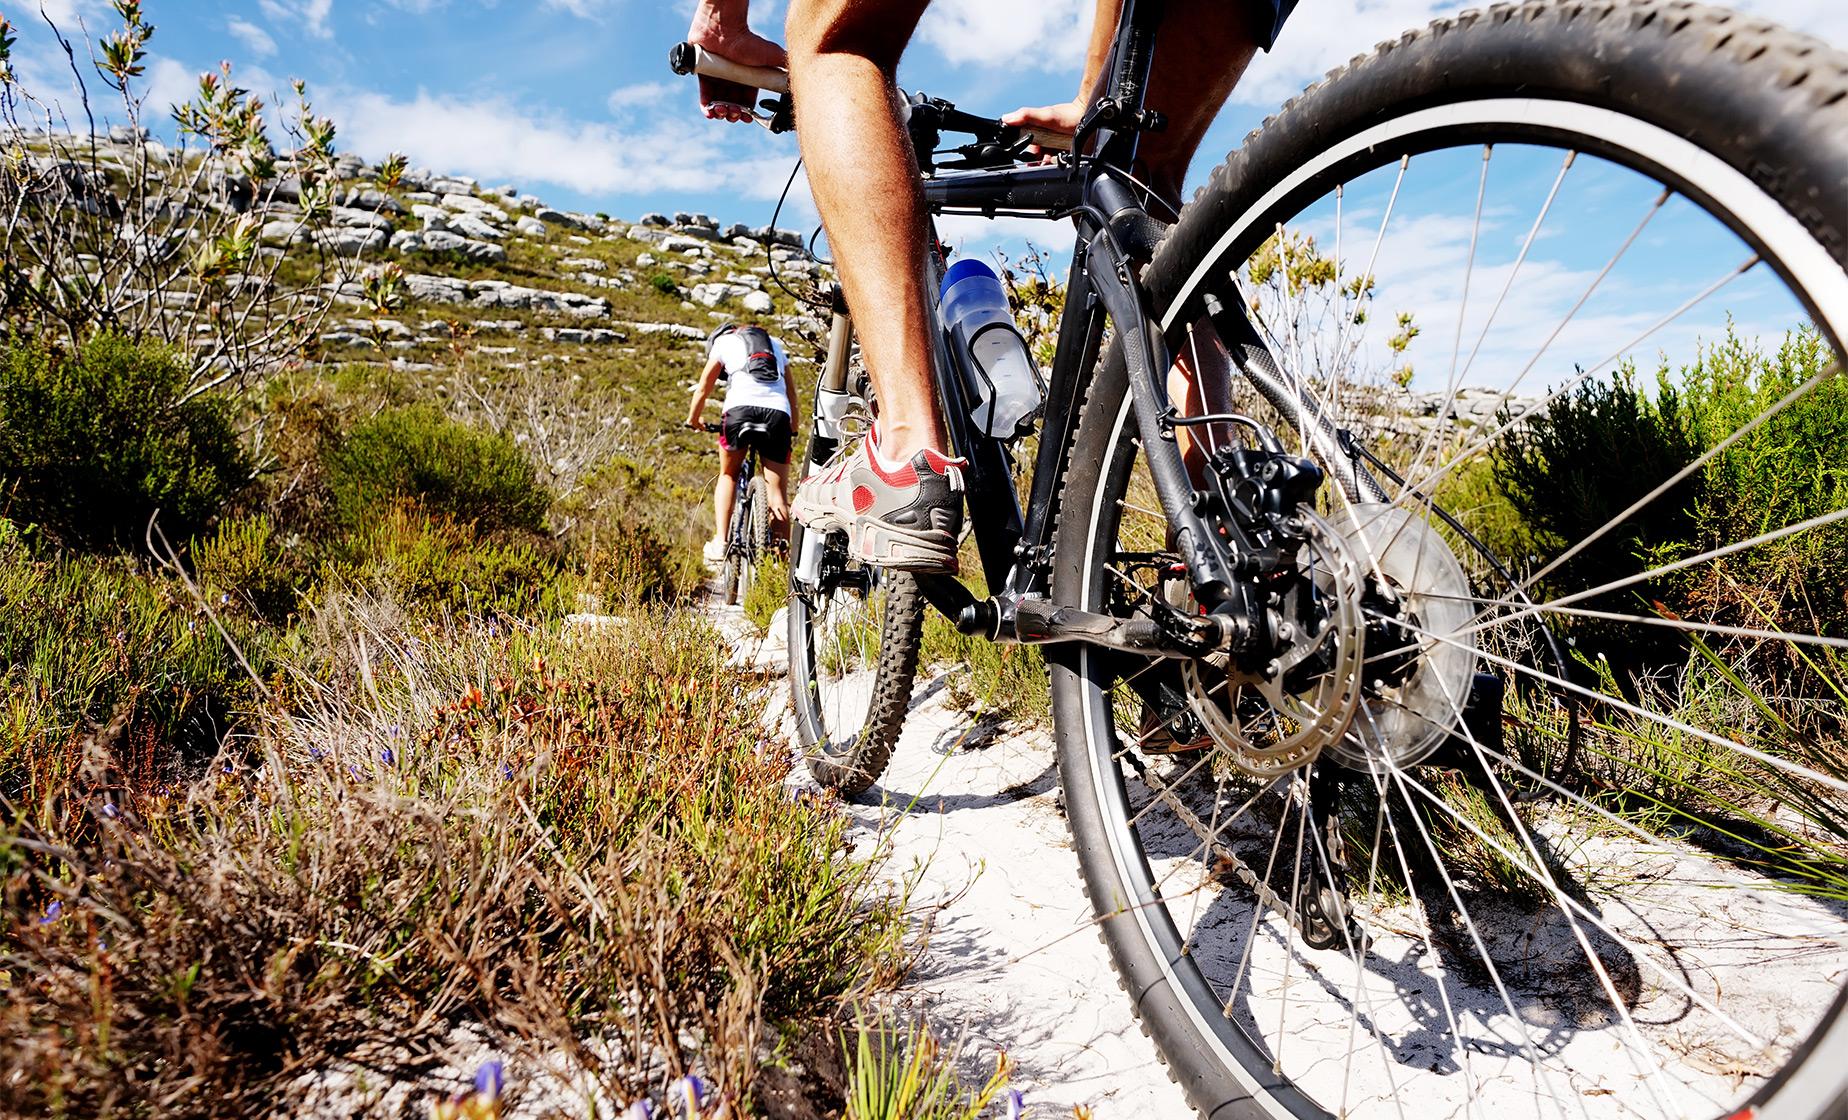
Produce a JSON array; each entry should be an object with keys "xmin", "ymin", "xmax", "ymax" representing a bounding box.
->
[{"xmin": 1052, "ymin": 5, "xmax": 1848, "ymax": 1117}]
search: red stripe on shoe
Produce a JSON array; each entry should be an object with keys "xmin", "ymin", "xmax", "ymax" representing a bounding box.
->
[
  {"xmin": 852, "ymin": 485, "xmax": 875, "ymax": 514},
  {"xmin": 864, "ymin": 445, "xmax": 918, "ymax": 488}
]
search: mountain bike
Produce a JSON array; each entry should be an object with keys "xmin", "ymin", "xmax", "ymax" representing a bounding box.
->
[
  {"xmin": 674, "ymin": 3, "xmax": 1848, "ymax": 1117},
  {"xmin": 703, "ymin": 419, "xmax": 777, "ymax": 606}
]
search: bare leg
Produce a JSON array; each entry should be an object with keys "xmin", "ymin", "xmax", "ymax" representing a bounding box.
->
[
  {"xmin": 786, "ymin": 0, "xmax": 946, "ymax": 463},
  {"xmin": 1140, "ymin": 0, "xmax": 1263, "ymax": 472},
  {"xmin": 760, "ymin": 457, "xmax": 793, "ymax": 543},
  {"xmin": 714, "ymin": 444, "xmax": 746, "ymax": 542}
]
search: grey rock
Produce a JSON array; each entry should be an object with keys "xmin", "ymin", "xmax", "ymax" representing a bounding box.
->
[
  {"xmin": 625, "ymin": 321, "xmax": 707, "ymax": 340},
  {"xmin": 389, "ymin": 230, "xmax": 426, "ymax": 254},
  {"xmin": 540, "ymin": 327, "xmax": 622, "ymax": 345},
  {"xmin": 673, "ymin": 225, "xmax": 724, "ymax": 243},
  {"xmin": 561, "ymin": 257, "xmax": 605, "ymax": 271},
  {"xmin": 412, "ymin": 204, "xmax": 452, "ymax": 231},
  {"xmin": 342, "ymin": 186, "xmax": 407, "ymax": 215},
  {"xmin": 625, "ymin": 225, "xmax": 668, "ymax": 245},
  {"xmin": 428, "ymin": 177, "xmax": 479, "ymax": 196},
  {"xmin": 419, "ymin": 230, "xmax": 507, "ymax": 264},
  {"xmin": 342, "ymin": 317, "xmax": 413, "ymax": 338},
  {"xmin": 514, "ymin": 216, "xmax": 549, "ymax": 238},
  {"xmin": 442, "ymin": 193, "xmax": 508, "ymax": 223},
  {"xmin": 448, "ymin": 213, "xmax": 504, "ymax": 242},
  {"xmin": 635, "ymin": 253, "xmax": 657, "ymax": 268},
  {"xmin": 320, "ymin": 331, "xmax": 368, "ymax": 347},
  {"xmin": 640, "ymin": 213, "xmax": 671, "ymax": 227},
  {"xmin": 753, "ymin": 225, "xmax": 805, "ymax": 249},
  {"xmin": 740, "ymin": 290, "xmax": 774, "ymax": 314},
  {"xmin": 535, "ymin": 207, "xmax": 598, "ymax": 232},
  {"xmin": 405, "ymin": 274, "xmax": 469, "ymax": 303},
  {"xmin": 518, "ymin": 194, "xmax": 545, "ymax": 211},
  {"xmin": 660, "ymin": 235, "xmax": 709, "ymax": 254},
  {"xmin": 108, "ymin": 125, "xmax": 150, "ymax": 144},
  {"xmin": 332, "ymin": 206, "xmax": 395, "ymax": 232},
  {"xmin": 315, "ymin": 226, "xmax": 390, "ymax": 256},
  {"xmin": 402, "ymin": 191, "xmax": 438, "ymax": 204},
  {"xmin": 334, "ymin": 153, "xmax": 370, "ymax": 179},
  {"xmin": 258, "ymin": 219, "xmax": 309, "ymax": 245},
  {"xmin": 722, "ymin": 222, "xmax": 751, "ymax": 240}
]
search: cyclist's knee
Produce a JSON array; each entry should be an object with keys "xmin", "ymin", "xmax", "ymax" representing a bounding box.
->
[{"xmin": 785, "ymin": 0, "xmax": 927, "ymax": 71}]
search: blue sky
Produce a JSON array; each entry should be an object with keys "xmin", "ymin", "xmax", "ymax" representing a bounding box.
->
[
  {"xmin": 11, "ymin": 0, "xmax": 1837, "ymax": 234},
  {"xmin": 8, "ymin": 0, "xmax": 1841, "ymax": 390}
]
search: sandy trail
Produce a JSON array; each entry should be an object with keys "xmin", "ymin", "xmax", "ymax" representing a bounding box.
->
[
  {"xmin": 717, "ymin": 597, "xmax": 1848, "ymax": 1120},
  {"xmin": 714, "ymin": 601, "xmax": 1193, "ymax": 1115}
]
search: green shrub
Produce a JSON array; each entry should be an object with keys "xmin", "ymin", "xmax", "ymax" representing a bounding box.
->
[
  {"xmin": 192, "ymin": 514, "xmax": 309, "ymax": 624},
  {"xmin": 1492, "ymin": 326, "xmax": 1846, "ymax": 677},
  {"xmin": 650, "ymin": 272, "xmax": 679, "ymax": 296},
  {"xmin": 0, "ymin": 333, "xmax": 253, "ymax": 552},
  {"xmin": 327, "ymin": 503, "xmax": 571, "ymax": 619},
  {"xmin": 0, "ymin": 519, "xmax": 266, "ymax": 800},
  {"xmin": 323, "ymin": 404, "xmax": 550, "ymax": 535}
]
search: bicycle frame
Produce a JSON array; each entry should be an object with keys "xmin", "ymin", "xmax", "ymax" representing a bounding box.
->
[{"xmin": 804, "ymin": 0, "xmax": 1280, "ymax": 648}]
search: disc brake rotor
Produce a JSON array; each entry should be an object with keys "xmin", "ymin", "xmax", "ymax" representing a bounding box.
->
[
  {"xmin": 1326, "ymin": 502, "xmax": 1478, "ymax": 770},
  {"xmin": 1182, "ymin": 510, "xmax": 1366, "ymax": 778}
]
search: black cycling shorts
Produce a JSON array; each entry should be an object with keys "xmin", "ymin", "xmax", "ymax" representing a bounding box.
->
[
  {"xmin": 719, "ymin": 405, "xmax": 793, "ymax": 464},
  {"xmin": 1257, "ymin": 0, "xmax": 1299, "ymax": 51}
]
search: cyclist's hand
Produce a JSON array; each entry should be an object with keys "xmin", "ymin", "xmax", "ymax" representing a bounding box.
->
[
  {"xmin": 1003, "ymin": 99, "xmax": 1084, "ymax": 156},
  {"xmin": 686, "ymin": 416, "xmax": 706, "ymax": 431},
  {"xmin": 687, "ymin": 1, "xmax": 787, "ymax": 125}
]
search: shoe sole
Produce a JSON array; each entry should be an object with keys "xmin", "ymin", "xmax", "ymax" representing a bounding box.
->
[{"xmin": 794, "ymin": 501, "xmax": 958, "ymax": 574}]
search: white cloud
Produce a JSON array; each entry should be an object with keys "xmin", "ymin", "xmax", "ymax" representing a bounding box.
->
[
  {"xmin": 916, "ymin": 0, "xmax": 1090, "ymax": 71},
  {"xmin": 226, "ymin": 16, "xmax": 278, "ymax": 59},
  {"xmin": 937, "ymin": 214, "xmax": 1077, "ymax": 264},
  {"xmin": 607, "ymin": 81, "xmax": 671, "ymax": 114},
  {"xmin": 321, "ymin": 86, "xmax": 759, "ymax": 198},
  {"xmin": 258, "ymin": 0, "xmax": 334, "ymax": 40}
]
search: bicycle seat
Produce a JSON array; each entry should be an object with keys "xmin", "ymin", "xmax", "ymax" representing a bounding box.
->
[{"xmin": 733, "ymin": 421, "xmax": 775, "ymax": 439}]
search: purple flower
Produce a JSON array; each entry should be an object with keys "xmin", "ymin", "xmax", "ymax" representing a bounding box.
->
[
  {"xmin": 387, "ymin": 723, "xmax": 404, "ymax": 738},
  {"xmin": 39, "ymin": 901, "xmax": 61, "ymax": 924},
  {"xmin": 473, "ymin": 1059, "xmax": 504, "ymax": 1100},
  {"xmin": 1007, "ymin": 1089, "xmax": 1025, "ymax": 1120},
  {"xmin": 501, "ymin": 762, "xmax": 515, "ymax": 781},
  {"xmin": 309, "ymin": 747, "xmax": 324, "ymax": 761},
  {"xmin": 669, "ymin": 1075, "xmax": 706, "ymax": 1117},
  {"xmin": 101, "ymin": 801, "xmax": 119, "ymax": 820},
  {"xmin": 624, "ymin": 1101, "xmax": 656, "ymax": 1120},
  {"xmin": 380, "ymin": 747, "xmax": 394, "ymax": 766},
  {"xmin": 222, "ymin": 762, "xmax": 234, "ymax": 775}
]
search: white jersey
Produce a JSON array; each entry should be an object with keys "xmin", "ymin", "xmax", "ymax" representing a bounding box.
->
[{"xmin": 713, "ymin": 332, "xmax": 791, "ymax": 415}]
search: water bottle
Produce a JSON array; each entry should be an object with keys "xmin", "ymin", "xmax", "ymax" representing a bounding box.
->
[{"xmin": 939, "ymin": 259, "xmax": 1044, "ymax": 440}]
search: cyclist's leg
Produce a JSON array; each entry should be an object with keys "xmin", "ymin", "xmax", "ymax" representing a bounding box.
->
[
  {"xmin": 1136, "ymin": 0, "xmax": 1269, "ymax": 474},
  {"xmin": 714, "ymin": 441, "xmax": 746, "ymax": 544},
  {"xmin": 784, "ymin": 0, "xmax": 942, "ymax": 463},
  {"xmin": 760, "ymin": 457, "xmax": 792, "ymax": 542}
]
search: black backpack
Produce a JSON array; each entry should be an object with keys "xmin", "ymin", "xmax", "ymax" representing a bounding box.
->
[{"xmin": 737, "ymin": 326, "xmax": 780, "ymax": 384}]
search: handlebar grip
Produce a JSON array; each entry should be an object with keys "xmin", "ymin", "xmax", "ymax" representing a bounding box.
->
[
  {"xmin": 668, "ymin": 42, "xmax": 790, "ymax": 96},
  {"xmin": 1017, "ymin": 125, "xmax": 1073, "ymax": 154},
  {"xmin": 703, "ymin": 421, "xmax": 724, "ymax": 433}
]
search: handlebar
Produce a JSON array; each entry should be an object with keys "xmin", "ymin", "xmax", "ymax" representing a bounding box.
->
[
  {"xmin": 701, "ymin": 421, "xmax": 723, "ymax": 433},
  {"xmin": 669, "ymin": 42, "xmax": 789, "ymax": 96},
  {"xmin": 667, "ymin": 41, "xmax": 1072, "ymax": 156}
]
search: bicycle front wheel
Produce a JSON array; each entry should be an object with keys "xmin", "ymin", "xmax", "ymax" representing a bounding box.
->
[
  {"xmin": 787, "ymin": 521, "xmax": 924, "ymax": 796},
  {"xmin": 1050, "ymin": 3, "xmax": 1848, "ymax": 1118}
]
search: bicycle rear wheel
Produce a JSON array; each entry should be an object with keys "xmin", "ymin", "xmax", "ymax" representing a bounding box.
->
[{"xmin": 1050, "ymin": 3, "xmax": 1848, "ymax": 1117}]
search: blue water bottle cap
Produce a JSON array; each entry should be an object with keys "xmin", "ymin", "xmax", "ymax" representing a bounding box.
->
[{"xmin": 940, "ymin": 257, "xmax": 998, "ymax": 296}]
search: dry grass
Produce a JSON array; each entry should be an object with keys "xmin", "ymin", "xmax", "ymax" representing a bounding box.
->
[{"xmin": 1, "ymin": 592, "xmax": 906, "ymax": 1118}]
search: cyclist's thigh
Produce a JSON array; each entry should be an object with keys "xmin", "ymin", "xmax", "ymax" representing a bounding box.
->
[
  {"xmin": 1138, "ymin": 0, "xmax": 1270, "ymax": 205},
  {"xmin": 785, "ymin": 0, "xmax": 929, "ymax": 68}
]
